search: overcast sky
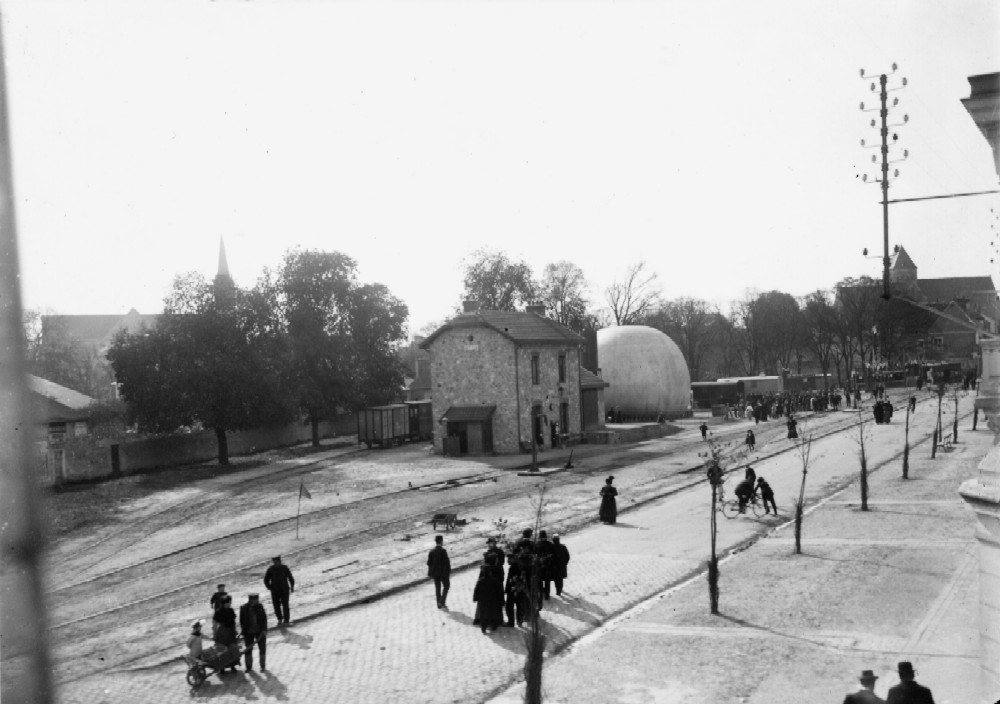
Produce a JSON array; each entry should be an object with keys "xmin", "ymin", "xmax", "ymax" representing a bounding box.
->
[{"xmin": 3, "ymin": 0, "xmax": 998, "ymax": 336}]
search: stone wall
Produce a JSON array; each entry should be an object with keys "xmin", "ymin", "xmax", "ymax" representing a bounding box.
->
[{"xmin": 427, "ymin": 326, "xmax": 583, "ymax": 454}]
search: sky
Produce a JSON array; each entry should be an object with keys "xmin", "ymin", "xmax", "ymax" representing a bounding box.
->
[{"xmin": 3, "ymin": 0, "xmax": 999, "ymax": 338}]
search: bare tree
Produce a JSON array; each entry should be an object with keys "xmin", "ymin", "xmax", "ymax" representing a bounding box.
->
[
  {"xmin": 605, "ymin": 262, "xmax": 660, "ymax": 326},
  {"xmin": 793, "ymin": 430, "xmax": 813, "ymax": 554},
  {"xmin": 643, "ymin": 298, "xmax": 722, "ymax": 381},
  {"xmin": 855, "ymin": 410, "xmax": 872, "ymax": 511},
  {"xmin": 539, "ymin": 261, "xmax": 590, "ymax": 330},
  {"xmin": 801, "ymin": 290, "xmax": 838, "ymax": 390}
]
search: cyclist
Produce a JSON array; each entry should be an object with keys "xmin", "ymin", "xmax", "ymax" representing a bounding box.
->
[{"xmin": 734, "ymin": 477, "xmax": 755, "ymax": 513}]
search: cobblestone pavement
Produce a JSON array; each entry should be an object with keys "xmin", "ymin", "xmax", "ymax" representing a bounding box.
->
[{"xmin": 48, "ymin": 391, "xmax": 975, "ymax": 703}]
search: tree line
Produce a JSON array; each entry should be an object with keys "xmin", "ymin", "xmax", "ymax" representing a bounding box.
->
[{"xmin": 458, "ymin": 250, "xmax": 936, "ymax": 384}]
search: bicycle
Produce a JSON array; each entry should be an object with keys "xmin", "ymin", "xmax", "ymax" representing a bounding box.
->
[{"xmin": 717, "ymin": 484, "xmax": 765, "ymax": 519}]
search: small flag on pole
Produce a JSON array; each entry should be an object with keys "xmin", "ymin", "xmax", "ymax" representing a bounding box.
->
[{"xmin": 299, "ymin": 481, "xmax": 312, "ymax": 500}]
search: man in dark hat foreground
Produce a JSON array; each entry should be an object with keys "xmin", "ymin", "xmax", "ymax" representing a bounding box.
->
[
  {"xmin": 843, "ymin": 669, "xmax": 883, "ymax": 703},
  {"xmin": 264, "ymin": 555, "xmax": 295, "ymax": 626},
  {"xmin": 886, "ymin": 662, "xmax": 935, "ymax": 704},
  {"xmin": 239, "ymin": 593, "xmax": 268, "ymax": 672}
]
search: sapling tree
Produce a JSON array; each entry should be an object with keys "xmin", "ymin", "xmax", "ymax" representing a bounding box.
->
[
  {"xmin": 523, "ymin": 485, "xmax": 549, "ymax": 704},
  {"xmin": 793, "ymin": 429, "xmax": 813, "ymax": 554},
  {"xmin": 703, "ymin": 433, "xmax": 747, "ymax": 614},
  {"xmin": 903, "ymin": 403, "xmax": 911, "ymax": 479},
  {"xmin": 952, "ymin": 386, "xmax": 961, "ymax": 444},
  {"xmin": 855, "ymin": 410, "xmax": 872, "ymax": 511}
]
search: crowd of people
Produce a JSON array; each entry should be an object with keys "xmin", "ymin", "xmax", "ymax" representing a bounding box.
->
[{"xmin": 428, "ymin": 529, "xmax": 572, "ymax": 635}]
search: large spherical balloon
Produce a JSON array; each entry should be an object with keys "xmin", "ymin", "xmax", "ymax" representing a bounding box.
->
[{"xmin": 597, "ymin": 326, "xmax": 691, "ymax": 418}]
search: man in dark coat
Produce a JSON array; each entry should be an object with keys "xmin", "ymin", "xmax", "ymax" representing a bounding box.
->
[
  {"xmin": 239, "ymin": 593, "xmax": 268, "ymax": 672},
  {"xmin": 504, "ymin": 553, "xmax": 528, "ymax": 627},
  {"xmin": 551, "ymin": 535, "xmax": 570, "ymax": 597},
  {"xmin": 427, "ymin": 535, "xmax": 451, "ymax": 609},
  {"xmin": 757, "ymin": 477, "xmax": 777, "ymax": 514},
  {"xmin": 699, "ymin": 422, "xmax": 708, "ymax": 440},
  {"xmin": 263, "ymin": 555, "xmax": 295, "ymax": 626},
  {"xmin": 843, "ymin": 669, "xmax": 884, "ymax": 703},
  {"xmin": 536, "ymin": 531, "xmax": 555, "ymax": 600},
  {"xmin": 210, "ymin": 583, "xmax": 228, "ymax": 612},
  {"xmin": 735, "ymin": 478, "xmax": 755, "ymax": 513},
  {"xmin": 886, "ymin": 661, "xmax": 935, "ymax": 703}
]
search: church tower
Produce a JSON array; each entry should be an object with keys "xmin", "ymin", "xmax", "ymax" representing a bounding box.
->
[
  {"xmin": 889, "ymin": 245, "xmax": 919, "ymax": 295},
  {"xmin": 213, "ymin": 237, "xmax": 235, "ymax": 302}
]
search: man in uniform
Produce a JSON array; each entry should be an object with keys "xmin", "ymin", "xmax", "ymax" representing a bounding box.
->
[
  {"xmin": 263, "ymin": 555, "xmax": 295, "ymax": 626},
  {"xmin": 239, "ymin": 593, "xmax": 268, "ymax": 672}
]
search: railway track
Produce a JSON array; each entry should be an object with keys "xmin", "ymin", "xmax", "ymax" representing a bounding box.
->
[{"xmin": 48, "ymin": 391, "xmax": 948, "ymax": 683}]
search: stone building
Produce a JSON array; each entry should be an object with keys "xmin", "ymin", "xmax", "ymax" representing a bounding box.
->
[{"xmin": 420, "ymin": 303, "xmax": 604, "ymax": 455}]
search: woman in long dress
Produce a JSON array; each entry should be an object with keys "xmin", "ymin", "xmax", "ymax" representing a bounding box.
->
[
  {"xmin": 599, "ymin": 476, "xmax": 618, "ymax": 524},
  {"xmin": 473, "ymin": 553, "xmax": 505, "ymax": 634}
]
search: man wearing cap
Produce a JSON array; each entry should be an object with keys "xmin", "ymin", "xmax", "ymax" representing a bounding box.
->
[
  {"xmin": 886, "ymin": 662, "xmax": 935, "ymax": 704},
  {"xmin": 843, "ymin": 669, "xmax": 884, "ymax": 703},
  {"xmin": 239, "ymin": 593, "xmax": 268, "ymax": 672},
  {"xmin": 263, "ymin": 556, "xmax": 295, "ymax": 626}
]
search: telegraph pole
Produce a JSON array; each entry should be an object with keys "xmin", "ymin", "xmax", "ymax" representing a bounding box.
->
[{"xmin": 860, "ymin": 65, "xmax": 908, "ymax": 300}]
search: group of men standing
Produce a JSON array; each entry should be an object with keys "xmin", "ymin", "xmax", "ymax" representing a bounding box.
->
[
  {"xmin": 188, "ymin": 555, "xmax": 296, "ymax": 673},
  {"xmin": 428, "ymin": 530, "xmax": 571, "ymax": 633}
]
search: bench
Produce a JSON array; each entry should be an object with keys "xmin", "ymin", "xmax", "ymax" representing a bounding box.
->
[
  {"xmin": 937, "ymin": 437, "xmax": 953, "ymax": 452},
  {"xmin": 431, "ymin": 513, "xmax": 458, "ymax": 530}
]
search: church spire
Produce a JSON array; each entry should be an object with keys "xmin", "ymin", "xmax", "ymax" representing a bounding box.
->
[{"xmin": 217, "ymin": 237, "xmax": 231, "ymax": 281}]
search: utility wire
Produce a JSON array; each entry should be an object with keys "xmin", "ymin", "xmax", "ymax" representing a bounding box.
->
[{"xmin": 886, "ymin": 188, "xmax": 1000, "ymax": 204}]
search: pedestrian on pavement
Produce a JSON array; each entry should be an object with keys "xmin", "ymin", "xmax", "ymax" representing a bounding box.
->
[
  {"xmin": 484, "ymin": 537, "xmax": 506, "ymax": 582},
  {"xmin": 786, "ymin": 415, "xmax": 798, "ymax": 439},
  {"xmin": 599, "ymin": 476, "xmax": 618, "ymax": 524},
  {"xmin": 551, "ymin": 535, "xmax": 570, "ymax": 596},
  {"xmin": 239, "ymin": 593, "xmax": 268, "ymax": 672},
  {"xmin": 187, "ymin": 620, "xmax": 205, "ymax": 660},
  {"xmin": 909, "ymin": 396, "xmax": 916, "ymax": 413},
  {"xmin": 427, "ymin": 534, "xmax": 451, "ymax": 609},
  {"xmin": 504, "ymin": 552, "xmax": 528, "ymax": 627},
  {"xmin": 886, "ymin": 661, "xmax": 935, "ymax": 704},
  {"xmin": 264, "ymin": 555, "xmax": 295, "ymax": 626},
  {"xmin": 699, "ymin": 422, "xmax": 708, "ymax": 440},
  {"xmin": 745, "ymin": 465, "xmax": 756, "ymax": 484},
  {"xmin": 515, "ymin": 528, "xmax": 535, "ymax": 555},
  {"xmin": 884, "ymin": 400, "xmax": 894, "ymax": 423},
  {"xmin": 745, "ymin": 429, "xmax": 755, "ymax": 452},
  {"xmin": 536, "ymin": 530, "xmax": 555, "ymax": 600},
  {"xmin": 843, "ymin": 669, "xmax": 884, "ymax": 703},
  {"xmin": 757, "ymin": 477, "xmax": 777, "ymax": 514},
  {"xmin": 472, "ymin": 553, "xmax": 505, "ymax": 634}
]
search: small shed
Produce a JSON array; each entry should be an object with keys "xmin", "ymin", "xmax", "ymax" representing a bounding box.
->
[{"xmin": 439, "ymin": 405, "xmax": 496, "ymax": 456}]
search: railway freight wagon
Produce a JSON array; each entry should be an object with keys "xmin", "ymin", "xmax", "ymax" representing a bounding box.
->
[
  {"xmin": 405, "ymin": 400, "xmax": 433, "ymax": 441},
  {"xmin": 357, "ymin": 404, "xmax": 409, "ymax": 448}
]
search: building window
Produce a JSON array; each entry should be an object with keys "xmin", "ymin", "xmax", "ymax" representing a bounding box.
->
[
  {"xmin": 932, "ymin": 336, "xmax": 944, "ymax": 350},
  {"xmin": 558, "ymin": 354, "xmax": 566, "ymax": 383},
  {"xmin": 531, "ymin": 354, "xmax": 540, "ymax": 385}
]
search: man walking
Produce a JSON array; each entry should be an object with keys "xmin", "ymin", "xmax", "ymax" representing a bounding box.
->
[
  {"xmin": 427, "ymin": 534, "xmax": 451, "ymax": 609},
  {"xmin": 263, "ymin": 555, "xmax": 295, "ymax": 626},
  {"xmin": 886, "ymin": 662, "xmax": 935, "ymax": 703},
  {"xmin": 843, "ymin": 669, "xmax": 883, "ymax": 703},
  {"xmin": 699, "ymin": 422, "xmax": 708, "ymax": 440},
  {"xmin": 536, "ymin": 530, "xmax": 555, "ymax": 600},
  {"xmin": 757, "ymin": 477, "xmax": 777, "ymax": 514},
  {"xmin": 239, "ymin": 593, "xmax": 268, "ymax": 672},
  {"xmin": 551, "ymin": 535, "xmax": 570, "ymax": 597}
]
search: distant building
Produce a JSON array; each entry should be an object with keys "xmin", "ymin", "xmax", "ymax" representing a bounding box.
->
[
  {"xmin": 28, "ymin": 374, "xmax": 96, "ymax": 482},
  {"xmin": 420, "ymin": 302, "xmax": 606, "ymax": 455}
]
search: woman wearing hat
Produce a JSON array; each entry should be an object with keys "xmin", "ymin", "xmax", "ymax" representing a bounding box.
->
[
  {"xmin": 599, "ymin": 476, "xmax": 618, "ymax": 524},
  {"xmin": 843, "ymin": 669, "xmax": 883, "ymax": 703}
]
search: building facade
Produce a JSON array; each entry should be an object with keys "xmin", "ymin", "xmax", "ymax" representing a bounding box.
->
[{"xmin": 421, "ymin": 306, "xmax": 600, "ymax": 455}]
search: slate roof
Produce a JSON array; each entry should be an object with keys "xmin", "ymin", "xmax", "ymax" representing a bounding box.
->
[
  {"xmin": 580, "ymin": 367, "xmax": 610, "ymax": 389},
  {"xmin": 890, "ymin": 246, "xmax": 917, "ymax": 271},
  {"xmin": 440, "ymin": 405, "xmax": 496, "ymax": 422},
  {"xmin": 917, "ymin": 276, "xmax": 997, "ymax": 304},
  {"xmin": 420, "ymin": 311, "xmax": 583, "ymax": 349},
  {"xmin": 43, "ymin": 309, "xmax": 158, "ymax": 348},
  {"xmin": 28, "ymin": 375, "xmax": 95, "ymax": 423}
]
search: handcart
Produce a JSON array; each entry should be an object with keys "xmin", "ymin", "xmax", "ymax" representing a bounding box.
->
[{"xmin": 183, "ymin": 642, "xmax": 243, "ymax": 687}]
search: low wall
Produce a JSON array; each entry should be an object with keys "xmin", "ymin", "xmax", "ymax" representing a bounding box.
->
[
  {"xmin": 48, "ymin": 415, "xmax": 357, "ymax": 486},
  {"xmin": 583, "ymin": 423, "xmax": 674, "ymax": 445}
]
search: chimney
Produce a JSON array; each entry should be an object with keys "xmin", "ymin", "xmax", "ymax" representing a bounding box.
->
[
  {"xmin": 463, "ymin": 299, "xmax": 480, "ymax": 313},
  {"xmin": 525, "ymin": 300, "xmax": 546, "ymax": 316}
]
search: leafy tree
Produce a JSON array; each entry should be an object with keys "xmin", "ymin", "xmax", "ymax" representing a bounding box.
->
[
  {"xmin": 605, "ymin": 262, "xmax": 660, "ymax": 326},
  {"xmin": 801, "ymin": 291, "xmax": 838, "ymax": 390},
  {"xmin": 272, "ymin": 250, "xmax": 358, "ymax": 446},
  {"xmin": 539, "ymin": 261, "xmax": 589, "ymax": 329},
  {"xmin": 346, "ymin": 282, "xmax": 409, "ymax": 409},
  {"xmin": 108, "ymin": 273, "xmax": 295, "ymax": 465},
  {"xmin": 754, "ymin": 291, "xmax": 802, "ymax": 375},
  {"xmin": 642, "ymin": 298, "xmax": 721, "ymax": 381},
  {"xmin": 461, "ymin": 249, "xmax": 536, "ymax": 311},
  {"xmin": 730, "ymin": 291, "xmax": 763, "ymax": 376},
  {"xmin": 23, "ymin": 310, "xmax": 116, "ymax": 399},
  {"xmin": 834, "ymin": 277, "xmax": 882, "ymax": 384}
]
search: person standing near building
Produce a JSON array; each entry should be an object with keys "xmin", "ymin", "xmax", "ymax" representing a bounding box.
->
[
  {"xmin": 843, "ymin": 669, "xmax": 884, "ymax": 703},
  {"xmin": 551, "ymin": 535, "xmax": 570, "ymax": 597},
  {"xmin": 599, "ymin": 476, "xmax": 618, "ymax": 524},
  {"xmin": 427, "ymin": 535, "xmax": 451, "ymax": 609},
  {"xmin": 886, "ymin": 662, "xmax": 935, "ymax": 703},
  {"xmin": 264, "ymin": 555, "xmax": 295, "ymax": 626},
  {"xmin": 239, "ymin": 593, "xmax": 268, "ymax": 672}
]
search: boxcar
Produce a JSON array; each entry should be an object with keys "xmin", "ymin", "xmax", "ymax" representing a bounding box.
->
[
  {"xmin": 690, "ymin": 381, "xmax": 743, "ymax": 409},
  {"xmin": 405, "ymin": 400, "xmax": 434, "ymax": 441},
  {"xmin": 357, "ymin": 404, "xmax": 409, "ymax": 448}
]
